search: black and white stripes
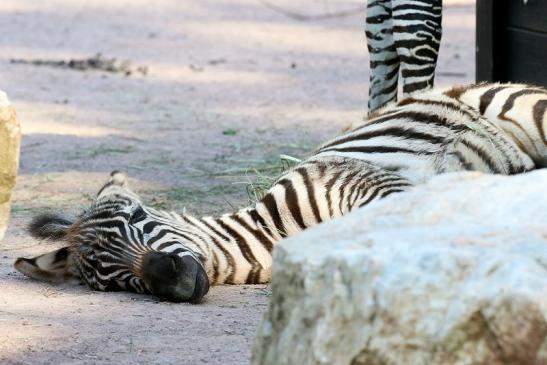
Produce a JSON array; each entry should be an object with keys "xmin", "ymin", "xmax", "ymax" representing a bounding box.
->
[
  {"xmin": 15, "ymin": 82, "xmax": 547, "ymax": 302},
  {"xmin": 366, "ymin": 0, "xmax": 443, "ymax": 112},
  {"xmin": 443, "ymin": 83, "xmax": 547, "ymax": 167}
]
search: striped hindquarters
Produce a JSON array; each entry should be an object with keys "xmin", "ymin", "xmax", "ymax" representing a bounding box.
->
[
  {"xmin": 316, "ymin": 92, "xmax": 535, "ymax": 183},
  {"xmin": 444, "ymin": 83, "xmax": 547, "ymax": 167}
]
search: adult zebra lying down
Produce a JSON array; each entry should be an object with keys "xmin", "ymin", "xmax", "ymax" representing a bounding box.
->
[{"xmin": 14, "ymin": 83, "xmax": 547, "ymax": 302}]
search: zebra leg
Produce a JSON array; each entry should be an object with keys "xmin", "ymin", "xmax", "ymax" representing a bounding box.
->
[
  {"xmin": 392, "ymin": 0, "xmax": 442, "ymax": 96},
  {"xmin": 14, "ymin": 244, "xmax": 78, "ymax": 283},
  {"xmin": 366, "ymin": 0, "xmax": 400, "ymax": 113}
]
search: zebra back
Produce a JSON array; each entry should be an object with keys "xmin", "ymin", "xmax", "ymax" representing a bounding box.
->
[{"xmin": 444, "ymin": 83, "xmax": 547, "ymax": 167}]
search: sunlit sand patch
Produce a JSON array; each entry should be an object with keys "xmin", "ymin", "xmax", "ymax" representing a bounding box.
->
[
  {"xmin": 22, "ymin": 120, "xmax": 120, "ymax": 137},
  {"xmin": 185, "ymin": 21, "xmax": 363, "ymax": 56},
  {"xmin": 13, "ymin": 102, "xmax": 124, "ymax": 137},
  {"xmin": 444, "ymin": 0, "xmax": 475, "ymax": 5},
  {"xmin": 12, "ymin": 172, "xmax": 163, "ymax": 211},
  {"xmin": 145, "ymin": 61, "xmax": 283, "ymax": 85},
  {"xmin": 0, "ymin": 321, "xmax": 60, "ymax": 358},
  {"xmin": 0, "ymin": 2, "xmax": 37, "ymax": 12},
  {"xmin": 442, "ymin": 10, "xmax": 475, "ymax": 28},
  {"xmin": 215, "ymin": 104, "xmax": 362, "ymax": 129},
  {"xmin": 0, "ymin": 288, "xmax": 98, "ymax": 359},
  {"xmin": 14, "ymin": 172, "xmax": 159, "ymax": 195},
  {"xmin": 0, "ymin": 0, "xmax": 178, "ymax": 13}
]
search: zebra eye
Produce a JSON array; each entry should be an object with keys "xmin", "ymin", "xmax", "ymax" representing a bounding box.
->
[{"xmin": 130, "ymin": 207, "xmax": 146, "ymax": 223}]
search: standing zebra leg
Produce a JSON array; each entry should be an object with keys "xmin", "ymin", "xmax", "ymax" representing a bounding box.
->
[
  {"xmin": 366, "ymin": 0, "xmax": 400, "ymax": 113},
  {"xmin": 392, "ymin": 0, "xmax": 442, "ymax": 95}
]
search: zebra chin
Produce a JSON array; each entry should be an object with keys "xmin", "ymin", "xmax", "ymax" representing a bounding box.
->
[{"xmin": 141, "ymin": 251, "xmax": 210, "ymax": 303}]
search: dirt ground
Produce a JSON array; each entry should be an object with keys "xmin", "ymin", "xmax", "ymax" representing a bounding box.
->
[{"xmin": 0, "ymin": 1, "xmax": 475, "ymax": 364}]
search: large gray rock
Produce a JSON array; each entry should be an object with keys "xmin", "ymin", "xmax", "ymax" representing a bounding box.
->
[
  {"xmin": 253, "ymin": 170, "xmax": 547, "ymax": 365},
  {"xmin": 0, "ymin": 91, "xmax": 21, "ymax": 241}
]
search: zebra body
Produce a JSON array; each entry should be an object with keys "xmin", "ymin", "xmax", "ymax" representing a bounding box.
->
[
  {"xmin": 326, "ymin": 90, "xmax": 535, "ymax": 184},
  {"xmin": 182, "ymin": 157, "xmax": 411, "ymax": 285},
  {"xmin": 445, "ymin": 83, "xmax": 547, "ymax": 167},
  {"xmin": 15, "ymin": 82, "xmax": 547, "ymax": 302},
  {"xmin": 366, "ymin": 0, "xmax": 443, "ymax": 112}
]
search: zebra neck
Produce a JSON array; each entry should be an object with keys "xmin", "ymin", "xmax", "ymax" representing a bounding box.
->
[
  {"xmin": 181, "ymin": 206, "xmax": 289, "ymax": 286},
  {"xmin": 179, "ymin": 157, "xmax": 412, "ymax": 285}
]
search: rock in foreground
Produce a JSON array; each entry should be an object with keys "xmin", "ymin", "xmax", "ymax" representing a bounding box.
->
[
  {"xmin": 253, "ymin": 170, "xmax": 547, "ymax": 365},
  {"xmin": 0, "ymin": 91, "xmax": 21, "ymax": 241}
]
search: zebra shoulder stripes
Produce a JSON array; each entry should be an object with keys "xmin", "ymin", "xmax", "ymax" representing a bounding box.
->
[
  {"xmin": 14, "ymin": 82, "xmax": 546, "ymax": 302},
  {"xmin": 366, "ymin": 0, "xmax": 443, "ymax": 112}
]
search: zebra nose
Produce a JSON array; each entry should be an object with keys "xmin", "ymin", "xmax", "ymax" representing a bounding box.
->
[{"xmin": 141, "ymin": 251, "xmax": 210, "ymax": 303}]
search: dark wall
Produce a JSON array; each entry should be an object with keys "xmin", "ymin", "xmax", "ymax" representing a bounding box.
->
[{"xmin": 476, "ymin": 0, "xmax": 547, "ymax": 87}]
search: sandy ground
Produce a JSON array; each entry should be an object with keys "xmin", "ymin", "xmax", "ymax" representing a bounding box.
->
[{"xmin": 0, "ymin": 1, "xmax": 475, "ymax": 364}]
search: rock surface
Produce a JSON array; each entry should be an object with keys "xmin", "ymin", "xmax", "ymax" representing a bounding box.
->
[
  {"xmin": 0, "ymin": 91, "xmax": 21, "ymax": 241},
  {"xmin": 252, "ymin": 170, "xmax": 547, "ymax": 365}
]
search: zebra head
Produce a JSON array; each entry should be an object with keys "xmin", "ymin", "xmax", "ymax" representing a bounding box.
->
[{"xmin": 14, "ymin": 171, "xmax": 210, "ymax": 303}]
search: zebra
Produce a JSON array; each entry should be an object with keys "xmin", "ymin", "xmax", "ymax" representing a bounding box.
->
[
  {"xmin": 366, "ymin": 0, "xmax": 443, "ymax": 113},
  {"xmin": 14, "ymin": 82, "xmax": 547, "ymax": 302}
]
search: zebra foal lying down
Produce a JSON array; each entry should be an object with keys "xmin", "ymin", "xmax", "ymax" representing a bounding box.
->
[{"xmin": 14, "ymin": 83, "xmax": 547, "ymax": 302}]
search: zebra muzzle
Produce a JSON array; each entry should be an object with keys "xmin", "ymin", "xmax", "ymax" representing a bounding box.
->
[{"xmin": 141, "ymin": 251, "xmax": 210, "ymax": 303}]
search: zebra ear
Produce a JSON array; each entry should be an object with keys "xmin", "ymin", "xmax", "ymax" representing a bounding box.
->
[
  {"xmin": 96, "ymin": 170, "xmax": 142, "ymax": 201},
  {"xmin": 14, "ymin": 247, "xmax": 79, "ymax": 283},
  {"xmin": 28, "ymin": 213, "xmax": 74, "ymax": 240}
]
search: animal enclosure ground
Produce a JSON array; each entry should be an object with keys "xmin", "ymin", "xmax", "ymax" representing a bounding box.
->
[{"xmin": 0, "ymin": 0, "xmax": 475, "ymax": 364}]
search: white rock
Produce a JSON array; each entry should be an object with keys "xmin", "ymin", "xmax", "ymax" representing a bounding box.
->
[
  {"xmin": 0, "ymin": 92, "xmax": 21, "ymax": 241},
  {"xmin": 252, "ymin": 170, "xmax": 547, "ymax": 365}
]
